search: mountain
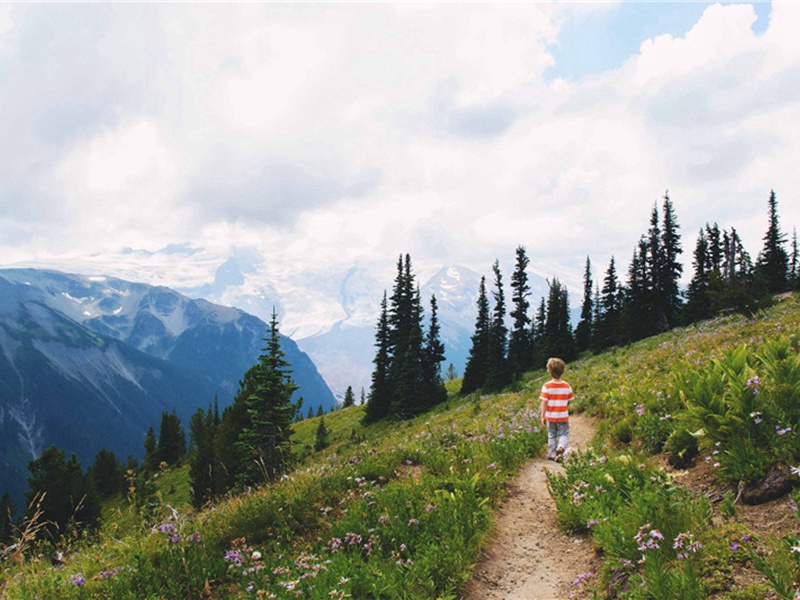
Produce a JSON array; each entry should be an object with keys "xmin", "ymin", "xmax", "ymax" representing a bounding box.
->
[{"xmin": 0, "ymin": 268, "xmax": 335, "ymax": 503}]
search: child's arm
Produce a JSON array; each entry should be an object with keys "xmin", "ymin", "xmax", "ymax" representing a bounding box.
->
[{"xmin": 540, "ymin": 398, "xmax": 547, "ymax": 426}]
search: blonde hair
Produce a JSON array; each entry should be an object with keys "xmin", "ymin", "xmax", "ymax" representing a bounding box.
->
[{"xmin": 547, "ymin": 357, "xmax": 566, "ymax": 379}]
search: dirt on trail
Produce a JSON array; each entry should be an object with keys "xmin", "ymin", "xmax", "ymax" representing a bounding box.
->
[{"xmin": 464, "ymin": 414, "xmax": 599, "ymax": 600}]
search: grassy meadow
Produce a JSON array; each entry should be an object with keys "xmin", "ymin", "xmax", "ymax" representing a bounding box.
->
[{"xmin": 2, "ymin": 294, "xmax": 800, "ymax": 598}]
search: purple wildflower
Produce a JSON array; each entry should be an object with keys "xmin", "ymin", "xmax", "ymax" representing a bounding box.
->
[{"xmin": 70, "ymin": 573, "xmax": 86, "ymax": 586}]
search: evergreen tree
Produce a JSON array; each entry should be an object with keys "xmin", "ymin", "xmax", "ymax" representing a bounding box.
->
[
  {"xmin": 88, "ymin": 449, "xmax": 125, "ymax": 499},
  {"xmin": 660, "ymin": 192, "xmax": 683, "ymax": 328},
  {"xmin": 306, "ymin": 406, "xmax": 314, "ymax": 420},
  {"xmin": 25, "ymin": 446, "xmax": 100, "ymax": 540},
  {"xmin": 314, "ymin": 416, "xmax": 329, "ymax": 452},
  {"xmin": 365, "ymin": 293, "xmax": 392, "ymax": 423},
  {"xmin": 360, "ymin": 387, "xmax": 366, "ymax": 406},
  {"xmin": 683, "ymin": 229, "xmax": 713, "ymax": 323},
  {"xmin": 235, "ymin": 309, "xmax": 299, "ymax": 485},
  {"xmin": 485, "ymin": 260, "xmax": 510, "ymax": 392},
  {"xmin": 706, "ymin": 223, "xmax": 723, "ymax": 272},
  {"xmin": 317, "ymin": 405, "xmax": 324, "ymax": 417},
  {"xmin": 143, "ymin": 427, "xmax": 158, "ymax": 471},
  {"xmin": 508, "ymin": 246, "xmax": 533, "ymax": 375},
  {"xmin": 189, "ymin": 407, "xmax": 217, "ymax": 508},
  {"xmin": 756, "ymin": 190, "xmax": 790, "ymax": 293},
  {"xmin": 422, "ymin": 294, "xmax": 447, "ymax": 408},
  {"xmin": 0, "ymin": 493, "xmax": 14, "ymax": 546},
  {"xmin": 156, "ymin": 410, "xmax": 186, "ymax": 466},
  {"xmin": 574, "ymin": 256, "xmax": 593, "ymax": 352},
  {"xmin": 590, "ymin": 285, "xmax": 602, "ymax": 350},
  {"xmin": 619, "ymin": 238, "xmax": 654, "ymax": 342},
  {"xmin": 791, "ymin": 227, "xmax": 799, "ymax": 290},
  {"xmin": 445, "ymin": 363, "xmax": 458, "ymax": 381},
  {"xmin": 342, "ymin": 386, "xmax": 356, "ymax": 408},
  {"xmin": 596, "ymin": 257, "xmax": 620, "ymax": 349},
  {"xmin": 543, "ymin": 279, "xmax": 576, "ymax": 362},
  {"xmin": 532, "ymin": 297, "xmax": 547, "ymax": 367},
  {"xmin": 461, "ymin": 276, "xmax": 491, "ymax": 395}
]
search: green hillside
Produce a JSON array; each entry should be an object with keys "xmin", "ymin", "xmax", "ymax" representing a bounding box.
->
[{"xmin": 2, "ymin": 295, "xmax": 800, "ymax": 599}]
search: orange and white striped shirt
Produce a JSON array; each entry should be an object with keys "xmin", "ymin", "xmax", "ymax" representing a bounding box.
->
[{"xmin": 540, "ymin": 380, "xmax": 574, "ymax": 423}]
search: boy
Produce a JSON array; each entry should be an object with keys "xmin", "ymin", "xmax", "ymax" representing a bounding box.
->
[{"xmin": 539, "ymin": 357, "xmax": 574, "ymax": 462}]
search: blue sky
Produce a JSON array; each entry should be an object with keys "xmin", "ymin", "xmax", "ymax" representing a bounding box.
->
[{"xmin": 549, "ymin": 2, "xmax": 772, "ymax": 81}]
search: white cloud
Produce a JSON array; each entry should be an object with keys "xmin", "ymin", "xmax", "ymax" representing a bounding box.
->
[{"xmin": 0, "ymin": 2, "xmax": 798, "ymax": 292}]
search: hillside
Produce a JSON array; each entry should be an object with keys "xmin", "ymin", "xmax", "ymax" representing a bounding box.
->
[
  {"xmin": 1, "ymin": 295, "xmax": 799, "ymax": 599},
  {"xmin": 0, "ymin": 269, "xmax": 335, "ymax": 506}
]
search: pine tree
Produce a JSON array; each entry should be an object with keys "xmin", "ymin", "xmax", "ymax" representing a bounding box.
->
[
  {"xmin": 25, "ymin": 446, "xmax": 100, "ymax": 540},
  {"xmin": 314, "ymin": 416, "xmax": 329, "ymax": 451},
  {"xmin": 660, "ymin": 192, "xmax": 683, "ymax": 327},
  {"xmin": 360, "ymin": 387, "xmax": 366, "ymax": 406},
  {"xmin": 532, "ymin": 297, "xmax": 547, "ymax": 367},
  {"xmin": 543, "ymin": 278, "xmax": 576, "ymax": 361},
  {"xmin": 88, "ymin": 449, "xmax": 125, "ymax": 499},
  {"xmin": 422, "ymin": 294, "xmax": 447, "ymax": 408},
  {"xmin": 508, "ymin": 246, "xmax": 533, "ymax": 375},
  {"xmin": 189, "ymin": 407, "xmax": 217, "ymax": 507},
  {"xmin": 461, "ymin": 276, "xmax": 491, "ymax": 395},
  {"xmin": 485, "ymin": 260, "xmax": 510, "ymax": 392},
  {"xmin": 590, "ymin": 285, "xmax": 602, "ymax": 350},
  {"xmin": 574, "ymin": 256, "xmax": 593, "ymax": 352},
  {"xmin": 756, "ymin": 190, "xmax": 790, "ymax": 293},
  {"xmin": 365, "ymin": 293, "xmax": 392, "ymax": 423},
  {"xmin": 342, "ymin": 386, "xmax": 356, "ymax": 408},
  {"xmin": 156, "ymin": 410, "xmax": 186, "ymax": 466},
  {"xmin": 791, "ymin": 227, "xmax": 799, "ymax": 290},
  {"xmin": 235, "ymin": 309, "xmax": 299, "ymax": 485},
  {"xmin": 317, "ymin": 405, "xmax": 324, "ymax": 417},
  {"xmin": 445, "ymin": 363, "xmax": 458, "ymax": 381},
  {"xmin": 143, "ymin": 427, "xmax": 158, "ymax": 471},
  {"xmin": 706, "ymin": 223, "xmax": 722, "ymax": 272},
  {"xmin": 683, "ymin": 229, "xmax": 713, "ymax": 323},
  {"xmin": 0, "ymin": 493, "xmax": 14, "ymax": 546},
  {"xmin": 596, "ymin": 257, "xmax": 620, "ymax": 349},
  {"xmin": 619, "ymin": 238, "xmax": 654, "ymax": 342}
]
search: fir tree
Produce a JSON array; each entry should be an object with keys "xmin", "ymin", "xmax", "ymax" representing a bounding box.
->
[
  {"xmin": 756, "ymin": 190, "xmax": 789, "ymax": 293},
  {"xmin": 314, "ymin": 416, "xmax": 329, "ymax": 451},
  {"xmin": 485, "ymin": 260, "xmax": 510, "ymax": 392},
  {"xmin": 365, "ymin": 293, "xmax": 392, "ymax": 423},
  {"xmin": 574, "ymin": 256, "xmax": 593, "ymax": 353},
  {"xmin": 342, "ymin": 386, "xmax": 356, "ymax": 408},
  {"xmin": 235, "ymin": 308, "xmax": 299, "ymax": 485},
  {"xmin": 25, "ymin": 446, "xmax": 100, "ymax": 540},
  {"xmin": 683, "ymin": 229, "xmax": 713, "ymax": 323},
  {"xmin": 791, "ymin": 227, "xmax": 799, "ymax": 290},
  {"xmin": 360, "ymin": 387, "xmax": 366, "ymax": 406},
  {"xmin": 596, "ymin": 257, "xmax": 620, "ymax": 349},
  {"xmin": 306, "ymin": 406, "xmax": 314, "ymax": 420},
  {"xmin": 461, "ymin": 276, "xmax": 491, "ymax": 395},
  {"xmin": 706, "ymin": 223, "xmax": 723, "ymax": 272},
  {"xmin": 88, "ymin": 449, "xmax": 125, "ymax": 499},
  {"xmin": 189, "ymin": 407, "xmax": 217, "ymax": 507},
  {"xmin": 317, "ymin": 405, "xmax": 324, "ymax": 417},
  {"xmin": 156, "ymin": 410, "xmax": 186, "ymax": 466},
  {"xmin": 422, "ymin": 294, "xmax": 447, "ymax": 408},
  {"xmin": 143, "ymin": 427, "xmax": 158, "ymax": 471},
  {"xmin": 445, "ymin": 363, "xmax": 458, "ymax": 381},
  {"xmin": 543, "ymin": 278, "xmax": 576, "ymax": 362},
  {"xmin": 0, "ymin": 493, "xmax": 14, "ymax": 546},
  {"xmin": 660, "ymin": 192, "xmax": 683, "ymax": 328},
  {"xmin": 619, "ymin": 238, "xmax": 654, "ymax": 342},
  {"xmin": 532, "ymin": 297, "xmax": 547, "ymax": 366},
  {"xmin": 508, "ymin": 246, "xmax": 533, "ymax": 375}
]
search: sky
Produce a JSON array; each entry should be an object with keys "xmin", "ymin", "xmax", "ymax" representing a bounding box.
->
[{"xmin": 1, "ymin": 1, "xmax": 798, "ymax": 291}]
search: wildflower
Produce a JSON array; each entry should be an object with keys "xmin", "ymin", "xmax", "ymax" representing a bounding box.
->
[
  {"xmin": 252, "ymin": 551, "xmax": 262, "ymax": 561},
  {"xmin": 225, "ymin": 550, "xmax": 243, "ymax": 566},
  {"xmin": 791, "ymin": 543, "xmax": 800, "ymax": 554},
  {"xmin": 776, "ymin": 426, "xmax": 793, "ymax": 436},
  {"xmin": 586, "ymin": 519, "xmax": 599, "ymax": 529},
  {"xmin": 408, "ymin": 518, "xmax": 420, "ymax": 526},
  {"xmin": 730, "ymin": 542, "xmax": 739, "ymax": 552},
  {"xmin": 168, "ymin": 533, "xmax": 181, "ymax": 543},
  {"xmin": 636, "ymin": 404, "xmax": 645, "ymax": 416},
  {"xmin": 70, "ymin": 573, "xmax": 86, "ymax": 586},
  {"xmin": 746, "ymin": 376, "xmax": 761, "ymax": 388},
  {"xmin": 189, "ymin": 531, "xmax": 202, "ymax": 543},
  {"xmin": 790, "ymin": 466, "xmax": 800, "ymax": 477},
  {"xmin": 159, "ymin": 522, "xmax": 177, "ymax": 533}
]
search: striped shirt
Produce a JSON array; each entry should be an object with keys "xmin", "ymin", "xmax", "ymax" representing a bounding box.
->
[{"xmin": 540, "ymin": 380, "xmax": 574, "ymax": 423}]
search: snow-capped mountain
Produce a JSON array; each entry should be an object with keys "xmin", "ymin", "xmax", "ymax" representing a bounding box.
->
[{"xmin": 0, "ymin": 268, "xmax": 335, "ymax": 504}]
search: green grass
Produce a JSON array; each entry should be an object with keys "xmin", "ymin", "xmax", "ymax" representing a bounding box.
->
[{"xmin": 2, "ymin": 294, "xmax": 800, "ymax": 599}]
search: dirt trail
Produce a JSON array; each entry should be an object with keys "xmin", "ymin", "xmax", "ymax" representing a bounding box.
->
[{"xmin": 464, "ymin": 414, "xmax": 598, "ymax": 600}]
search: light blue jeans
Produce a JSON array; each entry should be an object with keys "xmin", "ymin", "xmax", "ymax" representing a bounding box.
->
[{"xmin": 547, "ymin": 421, "xmax": 570, "ymax": 458}]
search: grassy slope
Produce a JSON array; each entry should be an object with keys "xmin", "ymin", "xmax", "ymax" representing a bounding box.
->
[{"xmin": 2, "ymin": 294, "xmax": 799, "ymax": 598}]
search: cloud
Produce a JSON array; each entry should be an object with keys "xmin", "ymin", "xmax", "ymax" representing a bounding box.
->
[{"xmin": 0, "ymin": 2, "xmax": 798, "ymax": 291}]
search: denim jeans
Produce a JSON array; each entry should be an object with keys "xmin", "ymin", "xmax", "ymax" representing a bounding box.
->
[{"xmin": 547, "ymin": 420, "xmax": 570, "ymax": 458}]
